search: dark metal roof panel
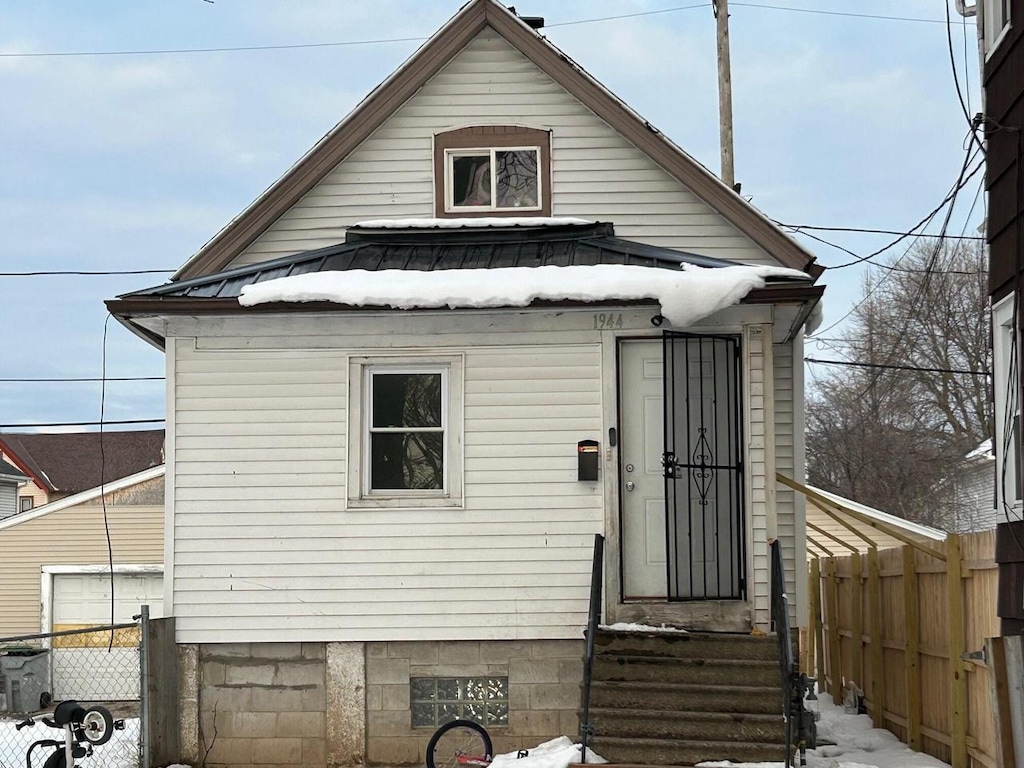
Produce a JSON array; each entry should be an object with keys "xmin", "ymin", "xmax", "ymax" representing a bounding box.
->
[{"xmin": 123, "ymin": 223, "xmax": 803, "ymax": 301}]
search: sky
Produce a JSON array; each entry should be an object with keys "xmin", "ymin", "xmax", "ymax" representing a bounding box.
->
[{"xmin": 0, "ymin": 0, "xmax": 986, "ymax": 433}]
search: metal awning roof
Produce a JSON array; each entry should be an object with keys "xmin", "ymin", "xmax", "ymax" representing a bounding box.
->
[
  {"xmin": 778, "ymin": 474, "xmax": 948, "ymax": 560},
  {"xmin": 121, "ymin": 221, "xmax": 810, "ymax": 301}
]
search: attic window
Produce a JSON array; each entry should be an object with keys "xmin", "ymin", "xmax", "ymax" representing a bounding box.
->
[{"xmin": 435, "ymin": 126, "xmax": 551, "ymax": 218}]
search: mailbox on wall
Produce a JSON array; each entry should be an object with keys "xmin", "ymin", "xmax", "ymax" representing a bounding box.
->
[{"xmin": 578, "ymin": 440, "xmax": 599, "ymax": 482}]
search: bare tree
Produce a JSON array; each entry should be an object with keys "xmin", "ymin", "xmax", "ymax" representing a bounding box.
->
[{"xmin": 807, "ymin": 239, "xmax": 991, "ymax": 529}]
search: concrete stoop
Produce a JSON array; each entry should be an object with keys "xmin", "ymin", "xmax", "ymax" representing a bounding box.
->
[{"xmin": 584, "ymin": 628, "xmax": 787, "ymax": 765}]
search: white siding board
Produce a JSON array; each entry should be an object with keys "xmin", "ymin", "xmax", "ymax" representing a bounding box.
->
[
  {"xmin": 171, "ymin": 329, "xmax": 603, "ymax": 643},
  {"xmin": 232, "ymin": 27, "xmax": 775, "ymax": 267}
]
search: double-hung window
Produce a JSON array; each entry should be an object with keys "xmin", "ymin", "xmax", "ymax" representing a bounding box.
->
[
  {"xmin": 348, "ymin": 356, "xmax": 464, "ymax": 508},
  {"xmin": 367, "ymin": 367, "xmax": 446, "ymax": 492}
]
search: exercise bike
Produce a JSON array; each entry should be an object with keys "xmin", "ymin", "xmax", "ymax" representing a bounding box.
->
[{"xmin": 15, "ymin": 700, "xmax": 120, "ymax": 768}]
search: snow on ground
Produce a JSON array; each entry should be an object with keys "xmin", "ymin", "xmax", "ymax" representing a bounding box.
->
[
  {"xmin": 697, "ymin": 693, "xmax": 950, "ymax": 768},
  {"xmin": 239, "ymin": 263, "xmax": 809, "ymax": 329},
  {"xmin": 490, "ymin": 736, "xmax": 607, "ymax": 768},
  {"xmin": 599, "ymin": 622, "xmax": 689, "ymax": 633},
  {"xmin": 0, "ymin": 693, "xmax": 951, "ymax": 768},
  {"xmin": 0, "ymin": 715, "xmax": 139, "ymax": 768}
]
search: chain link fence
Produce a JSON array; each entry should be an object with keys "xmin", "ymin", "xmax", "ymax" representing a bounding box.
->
[{"xmin": 0, "ymin": 622, "xmax": 144, "ymax": 768}]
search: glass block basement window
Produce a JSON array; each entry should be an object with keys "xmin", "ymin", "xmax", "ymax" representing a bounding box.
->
[{"xmin": 411, "ymin": 677, "xmax": 509, "ymax": 727}]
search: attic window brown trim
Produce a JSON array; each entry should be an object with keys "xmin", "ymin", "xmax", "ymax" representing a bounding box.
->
[{"xmin": 433, "ymin": 126, "xmax": 551, "ymax": 218}]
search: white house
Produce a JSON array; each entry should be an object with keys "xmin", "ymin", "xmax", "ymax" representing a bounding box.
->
[{"xmin": 108, "ymin": 1, "xmax": 823, "ymax": 765}]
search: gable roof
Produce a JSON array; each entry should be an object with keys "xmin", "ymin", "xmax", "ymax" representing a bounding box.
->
[
  {"xmin": 124, "ymin": 220, "xmax": 810, "ymax": 301},
  {"xmin": 173, "ymin": 0, "xmax": 820, "ymax": 282},
  {"xmin": 0, "ymin": 430, "xmax": 165, "ymax": 493},
  {"xmin": 0, "ymin": 459, "xmax": 27, "ymax": 483},
  {"xmin": 0, "ymin": 464, "xmax": 164, "ymax": 532}
]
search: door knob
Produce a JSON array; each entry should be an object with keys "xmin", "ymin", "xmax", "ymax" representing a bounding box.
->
[{"xmin": 625, "ymin": 481, "xmax": 635, "ymax": 492}]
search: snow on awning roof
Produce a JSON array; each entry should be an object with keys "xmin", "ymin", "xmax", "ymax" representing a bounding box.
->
[
  {"xmin": 238, "ymin": 263, "xmax": 809, "ymax": 328},
  {"xmin": 351, "ymin": 216, "xmax": 595, "ymax": 229},
  {"xmin": 120, "ymin": 220, "xmax": 810, "ymax": 301}
]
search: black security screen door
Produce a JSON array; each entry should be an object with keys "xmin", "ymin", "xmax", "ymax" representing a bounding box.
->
[{"xmin": 662, "ymin": 332, "xmax": 745, "ymax": 600}]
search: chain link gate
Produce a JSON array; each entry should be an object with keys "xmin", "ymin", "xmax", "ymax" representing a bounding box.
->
[{"xmin": 0, "ymin": 613, "xmax": 150, "ymax": 768}]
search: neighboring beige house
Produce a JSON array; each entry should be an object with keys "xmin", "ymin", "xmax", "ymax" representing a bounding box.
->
[
  {"xmin": 0, "ymin": 429, "xmax": 164, "ymax": 513},
  {"xmin": 0, "ymin": 465, "xmax": 165, "ymax": 641},
  {"xmin": 107, "ymin": 1, "xmax": 824, "ymax": 765}
]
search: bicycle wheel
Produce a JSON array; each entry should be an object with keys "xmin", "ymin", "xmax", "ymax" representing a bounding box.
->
[{"xmin": 426, "ymin": 719, "xmax": 492, "ymax": 768}]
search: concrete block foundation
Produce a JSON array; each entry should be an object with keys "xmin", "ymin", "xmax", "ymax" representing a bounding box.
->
[{"xmin": 184, "ymin": 639, "xmax": 583, "ymax": 768}]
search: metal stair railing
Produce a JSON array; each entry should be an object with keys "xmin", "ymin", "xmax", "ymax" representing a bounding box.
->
[
  {"xmin": 770, "ymin": 538, "xmax": 818, "ymax": 767},
  {"xmin": 579, "ymin": 533, "xmax": 604, "ymax": 763}
]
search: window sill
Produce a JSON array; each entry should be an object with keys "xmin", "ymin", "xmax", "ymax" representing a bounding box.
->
[{"xmin": 347, "ymin": 496, "xmax": 465, "ymax": 510}]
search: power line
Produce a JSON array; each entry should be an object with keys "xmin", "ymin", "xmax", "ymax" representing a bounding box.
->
[
  {"xmin": 730, "ymin": 3, "xmax": 947, "ymax": 24},
  {"xmin": 806, "ymin": 358, "xmax": 988, "ymax": 377},
  {"xmin": 0, "ymin": 418, "xmax": 164, "ymax": 429},
  {"xmin": 0, "ymin": 35, "xmax": 428, "ymax": 58},
  {"xmin": 807, "ymin": 137, "xmax": 980, "ymax": 339},
  {"xmin": 0, "ymin": 376, "xmax": 162, "ymax": 382},
  {"xmin": 944, "ymin": 1, "xmax": 986, "ymax": 158},
  {"xmin": 545, "ymin": 4, "xmax": 708, "ymax": 27},
  {"xmin": 0, "ymin": 3, "xmax": 950, "ymax": 60},
  {"xmin": 0, "ymin": 269, "xmax": 173, "ymax": 277},
  {"xmin": 820, "ymin": 149, "xmax": 985, "ymax": 270},
  {"xmin": 776, "ymin": 222, "xmax": 983, "ymax": 241}
]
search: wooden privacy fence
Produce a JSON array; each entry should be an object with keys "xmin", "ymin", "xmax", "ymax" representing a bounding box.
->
[{"xmin": 804, "ymin": 530, "xmax": 1000, "ymax": 768}]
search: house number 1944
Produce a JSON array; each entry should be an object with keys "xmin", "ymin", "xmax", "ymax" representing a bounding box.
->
[{"xmin": 593, "ymin": 312, "xmax": 624, "ymax": 330}]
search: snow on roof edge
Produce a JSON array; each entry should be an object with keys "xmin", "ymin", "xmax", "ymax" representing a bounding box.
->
[
  {"xmin": 238, "ymin": 263, "xmax": 811, "ymax": 329},
  {"xmin": 807, "ymin": 484, "xmax": 947, "ymax": 541},
  {"xmin": 352, "ymin": 217, "xmax": 596, "ymax": 229}
]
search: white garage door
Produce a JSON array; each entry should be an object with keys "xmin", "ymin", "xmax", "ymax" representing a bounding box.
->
[{"xmin": 51, "ymin": 571, "xmax": 163, "ymax": 701}]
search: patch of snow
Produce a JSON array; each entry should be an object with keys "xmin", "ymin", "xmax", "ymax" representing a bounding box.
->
[
  {"xmin": 238, "ymin": 263, "xmax": 809, "ymax": 329},
  {"xmin": 965, "ymin": 439, "xmax": 993, "ymax": 460},
  {"xmin": 599, "ymin": 622, "xmax": 689, "ymax": 634},
  {"xmin": 696, "ymin": 692, "xmax": 950, "ymax": 768},
  {"xmin": 805, "ymin": 299, "xmax": 824, "ymax": 335},
  {"xmin": 352, "ymin": 217, "xmax": 595, "ymax": 229},
  {"xmin": 0, "ymin": 715, "xmax": 140, "ymax": 768},
  {"xmin": 488, "ymin": 736, "xmax": 605, "ymax": 768}
]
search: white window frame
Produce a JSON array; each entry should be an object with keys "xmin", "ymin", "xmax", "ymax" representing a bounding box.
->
[
  {"xmin": 444, "ymin": 146, "xmax": 543, "ymax": 213},
  {"xmin": 993, "ymin": 295, "xmax": 1023, "ymax": 516},
  {"xmin": 347, "ymin": 355, "xmax": 464, "ymax": 509},
  {"xmin": 984, "ymin": 0, "xmax": 1012, "ymax": 56}
]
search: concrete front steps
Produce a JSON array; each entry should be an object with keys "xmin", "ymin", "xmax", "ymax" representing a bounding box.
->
[{"xmin": 583, "ymin": 627, "xmax": 788, "ymax": 765}]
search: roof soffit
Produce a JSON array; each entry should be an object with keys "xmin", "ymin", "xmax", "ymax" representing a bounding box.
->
[{"xmin": 173, "ymin": 0, "xmax": 819, "ymax": 282}]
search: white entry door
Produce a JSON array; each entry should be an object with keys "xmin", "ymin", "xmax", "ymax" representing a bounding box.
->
[
  {"xmin": 619, "ymin": 335, "xmax": 746, "ymax": 602},
  {"xmin": 620, "ymin": 340, "xmax": 668, "ymax": 599}
]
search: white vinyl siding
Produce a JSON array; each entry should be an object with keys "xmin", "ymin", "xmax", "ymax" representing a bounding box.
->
[
  {"xmin": 0, "ymin": 483, "xmax": 16, "ymax": 519},
  {"xmin": 231, "ymin": 26, "xmax": 775, "ymax": 267},
  {"xmin": 169, "ymin": 316, "xmax": 604, "ymax": 643},
  {"xmin": 773, "ymin": 340, "xmax": 803, "ymax": 626}
]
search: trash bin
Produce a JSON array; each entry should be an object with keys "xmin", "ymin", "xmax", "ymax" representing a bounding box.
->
[{"xmin": 0, "ymin": 647, "xmax": 51, "ymax": 713}]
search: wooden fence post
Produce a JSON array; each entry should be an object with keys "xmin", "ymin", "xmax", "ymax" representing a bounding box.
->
[
  {"xmin": 826, "ymin": 557, "xmax": 842, "ymax": 702},
  {"xmin": 903, "ymin": 545, "xmax": 922, "ymax": 751},
  {"xmin": 851, "ymin": 550, "xmax": 863, "ymax": 694},
  {"xmin": 809, "ymin": 557, "xmax": 821, "ymax": 681},
  {"xmin": 867, "ymin": 546, "xmax": 885, "ymax": 728},
  {"xmin": 946, "ymin": 533, "xmax": 967, "ymax": 767}
]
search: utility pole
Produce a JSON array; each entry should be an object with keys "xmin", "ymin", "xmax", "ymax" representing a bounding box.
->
[{"xmin": 713, "ymin": 0, "xmax": 735, "ymax": 189}]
